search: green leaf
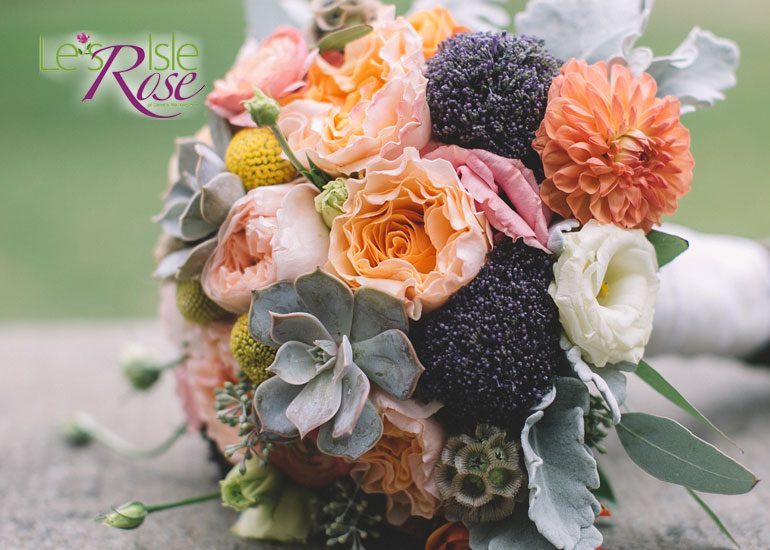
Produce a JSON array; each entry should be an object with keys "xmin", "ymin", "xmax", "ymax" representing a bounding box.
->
[
  {"xmin": 685, "ymin": 488, "xmax": 739, "ymax": 548},
  {"xmin": 317, "ymin": 24, "xmax": 373, "ymax": 53},
  {"xmin": 616, "ymin": 413, "xmax": 758, "ymax": 495},
  {"xmin": 646, "ymin": 229, "xmax": 689, "ymax": 266},
  {"xmin": 636, "ymin": 360, "xmax": 739, "ymax": 450},
  {"xmin": 592, "ymin": 463, "xmax": 616, "ymax": 505}
]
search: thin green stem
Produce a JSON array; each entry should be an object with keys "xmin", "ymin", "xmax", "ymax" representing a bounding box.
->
[
  {"xmin": 71, "ymin": 413, "xmax": 188, "ymax": 459},
  {"xmin": 268, "ymin": 124, "xmax": 306, "ymax": 174},
  {"xmin": 145, "ymin": 492, "xmax": 221, "ymax": 514},
  {"xmin": 157, "ymin": 354, "xmax": 188, "ymax": 371}
]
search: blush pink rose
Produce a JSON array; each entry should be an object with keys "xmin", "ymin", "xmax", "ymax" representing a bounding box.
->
[
  {"xmin": 327, "ymin": 147, "xmax": 492, "ymax": 320},
  {"xmin": 350, "ymin": 389, "xmax": 445, "ymax": 526},
  {"xmin": 201, "ymin": 183, "xmax": 330, "ymax": 314},
  {"xmin": 424, "ymin": 145, "xmax": 552, "ymax": 252},
  {"xmin": 278, "ymin": 18, "xmax": 430, "ymax": 175},
  {"xmin": 205, "ymin": 27, "xmax": 313, "ymax": 126}
]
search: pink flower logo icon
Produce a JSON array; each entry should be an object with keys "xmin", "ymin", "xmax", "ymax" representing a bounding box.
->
[{"xmin": 76, "ymin": 32, "xmax": 90, "ymax": 44}]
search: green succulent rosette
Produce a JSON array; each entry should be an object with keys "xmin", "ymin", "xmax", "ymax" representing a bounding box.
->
[
  {"xmin": 249, "ymin": 268, "xmax": 425, "ymax": 460},
  {"xmin": 153, "ymin": 111, "xmax": 244, "ymax": 280}
]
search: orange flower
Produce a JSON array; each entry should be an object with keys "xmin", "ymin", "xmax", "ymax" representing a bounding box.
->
[
  {"xmin": 534, "ymin": 59, "xmax": 694, "ymax": 232},
  {"xmin": 278, "ymin": 18, "xmax": 430, "ymax": 175},
  {"xmin": 408, "ymin": 6, "xmax": 469, "ymax": 59},
  {"xmin": 425, "ymin": 522, "xmax": 470, "ymax": 550},
  {"xmin": 327, "ymin": 148, "xmax": 492, "ymax": 320},
  {"xmin": 350, "ymin": 390, "xmax": 445, "ymax": 526}
]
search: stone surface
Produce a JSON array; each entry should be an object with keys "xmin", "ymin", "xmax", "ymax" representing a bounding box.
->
[{"xmin": 1, "ymin": 321, "xmax": 769, "ymax": 549}]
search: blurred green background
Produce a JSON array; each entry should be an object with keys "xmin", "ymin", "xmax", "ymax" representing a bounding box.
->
[{"xmin": 2, "ymin": 0, "xmax": 768, "ymax": 319}]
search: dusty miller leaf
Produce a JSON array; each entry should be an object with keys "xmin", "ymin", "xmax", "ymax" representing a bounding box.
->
[
  {"xmin": 515, "ymin": 0, "xmax": 652, "ymax": 64},
  {"xmin": 646, "ymin": 27, "xmax": 740, "ymax": 114},
  {"xmin": 521, "ymin": 377, "xmax": 601, "ymax": 550}
]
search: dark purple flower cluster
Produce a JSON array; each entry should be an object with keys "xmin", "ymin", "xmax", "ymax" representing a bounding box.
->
[
  {"xmin": 412, "ymin": 238, "xmax": 565, "ymax": 431},
  {"xmin": 425, "ymin": 32, "xmax": 560, "ymax": 173}
]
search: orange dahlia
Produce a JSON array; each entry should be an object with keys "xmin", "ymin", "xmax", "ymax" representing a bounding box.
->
[{"xmin": 534, "ymin": 59, "xmax": 694, "ymax": 232}]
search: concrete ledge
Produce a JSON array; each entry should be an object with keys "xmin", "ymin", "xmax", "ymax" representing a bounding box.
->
[{"xmin": 2, "ymin": 321, "xmax": 769, "ymax": 549}]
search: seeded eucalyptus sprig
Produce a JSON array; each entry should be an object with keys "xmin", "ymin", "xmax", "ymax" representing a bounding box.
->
[
  {"xmin": 320, "ymin": 478, "xmax": 382, "ymax": 549},
  {"xmin": 214, "ymin": 376, "xmax": 272, "ymax": 473},
  {"xmin": 584, "ymin": 394, "xmax": 613, "ymax": 454}
]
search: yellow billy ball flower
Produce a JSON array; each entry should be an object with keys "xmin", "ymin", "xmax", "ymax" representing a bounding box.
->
[
  {"xmin": 175, "ymin": 279, "xmax": 228, "ymax": 325},
  {"xmin": 225, "ymin": 128, "xmax": 297, "ymax": 191},
  {"xmin": 230, "ymin": 313, "xmax": 277, "ymax": 384}
]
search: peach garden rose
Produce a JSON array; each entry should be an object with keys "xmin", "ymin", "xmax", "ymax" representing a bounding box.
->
[
  {"xmin": 407, "ymin": 6, "xmax": 469, "ymax": 59},
  {"xmin": 350, "ymin": 389, "xmax": 445, "ymax": 526},
  {"xmin": 327, "ymin": 147, "xmax": 492, "ymax": 320},
  {"xmin": 278, "ymin": 17, "xmax": 431, "ymax": 175},
  {"xmin": 201, "ymin": 183, "xmax": 330, "ymax": 314}
]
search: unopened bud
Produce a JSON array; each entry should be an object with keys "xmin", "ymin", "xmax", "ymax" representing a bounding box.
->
[
  {"xmin": 243, "ymin": 88, "xmax": 280, "ymax": 127},
  {"xmin": 99, "ymin": 501, "xmax": 147, "ymax": 530},
  {"xmin": 314, "ymin": 178, "xmax": 348, "ymax": 228}
]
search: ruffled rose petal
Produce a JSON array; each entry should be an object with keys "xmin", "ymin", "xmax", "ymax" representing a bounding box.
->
[{"xmin": 278, "ymin": 18, "xmax": 430, "ymax": 175}]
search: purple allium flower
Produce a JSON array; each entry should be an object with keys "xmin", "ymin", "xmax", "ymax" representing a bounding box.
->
[
  {"xmin": 76, "ymin": 32, "xmax": 90, "ymax": 44},
  {"xmin": 425, "ymin": 32, "xmax": 561, "ymax": 175},
  {"xmin": 412, "ymin": 238, "xmax": 565, "ymax": 431}
]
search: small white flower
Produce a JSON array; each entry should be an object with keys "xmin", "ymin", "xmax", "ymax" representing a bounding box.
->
[{"xmin": 549, "ymin": 220, "xmax": 659, "ymax": 367}]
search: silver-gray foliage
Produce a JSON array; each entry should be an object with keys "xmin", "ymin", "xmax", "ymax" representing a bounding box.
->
[
  {"xmin": 521, "ymin": 378, "xmax": 602, "ymax": 550},
  {"xmin": 515, "ymin": 0, "xmax": 739, "ymax": 113}
]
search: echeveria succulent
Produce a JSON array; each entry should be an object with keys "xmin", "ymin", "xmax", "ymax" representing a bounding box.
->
[
  {"xmin": 153, "ymin": 111, "xmax": 244, "ymax": 280},
  {"xmin": 250, "ymin": 269, "xmax": 424, "ymax": 460}
]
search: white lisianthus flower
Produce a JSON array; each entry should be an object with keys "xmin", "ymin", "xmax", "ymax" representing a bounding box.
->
[{"xmin": 549, "ymin": 220, "xmax": 659, "ymax": 367}]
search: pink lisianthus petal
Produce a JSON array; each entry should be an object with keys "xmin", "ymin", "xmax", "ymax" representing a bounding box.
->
[
  {"xmin": 424, "ymin": 145, "xmax": 552, "ymax": 252},
  {"xmin": 205, "ymin": 27, "xmax": 312, "ymax": 126}
]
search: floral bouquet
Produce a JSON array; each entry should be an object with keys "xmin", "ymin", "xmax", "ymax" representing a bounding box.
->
[{"xmin": 91, "ymin": 0, "xmax": 759, "ymax": 548}]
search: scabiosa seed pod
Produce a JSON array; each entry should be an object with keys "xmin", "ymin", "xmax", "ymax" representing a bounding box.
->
[
  {"xmin": 413, "ymin": 239, "xmax": 565, "ymax": 431},
  {"xmin": 425, "ymin": 32, "xmax": 561, "ymax": 175},
  {"xmin": 435, "ymin": 425, "xmax": 526, "ymax": 523}
]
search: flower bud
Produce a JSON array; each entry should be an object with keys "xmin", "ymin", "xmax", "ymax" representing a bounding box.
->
[
  {"xmin": 220, "ymin": 457, "xmax": 282, "ymax": 512},
  {"xmin": 61, "ymin": 417, "xmax": 93, "ymax": 447},
  {"xmin": 100, "ymin": 501, "xmax": 148, "ymax": 530},
  {"xmin": 314, "ymin": 178, "xmax": 348, "ymax": 228},
  {"xmin": 120, "ymin": 344, "xmax": 162, "ymax": 391},
  {"xmin": 243, "ymin": 88, "xmax": 281, "ymax": 127}
]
